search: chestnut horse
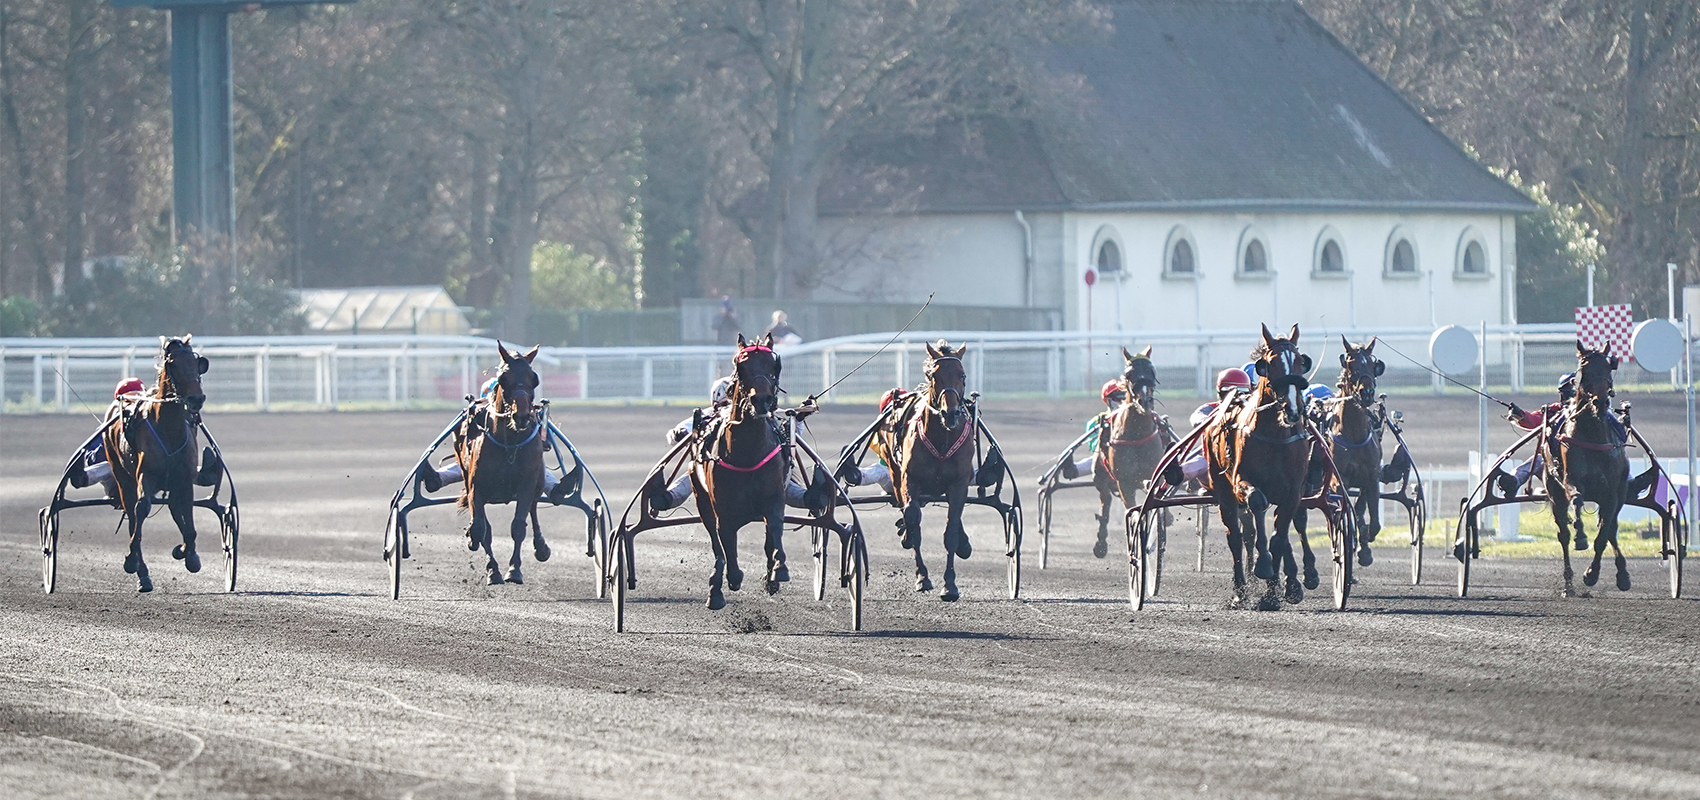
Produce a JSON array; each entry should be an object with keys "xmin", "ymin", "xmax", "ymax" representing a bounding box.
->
[
  {"xmin": 1202, "ymin": 324, "xmax": 1314, "ymax": 606},
  {"xmin": 693, "ymin": 333, "xmax": 790, "ymax": 609},
  {"xmin": 1095, "ymin": 346, "xmax": 1171, "ymax": 558},
  {"xmin": 104, "ymin": 335, "xmax": 209, "ymax": 592},
  {"xmin": 1323, "ymin": 337, "xmax": 1384, "ymax": 568},
  {"xmin": 1546, "ymin": 342, "xmax": 1631, "ymax": 594},
  {"xmin": 455, "ymin": 343, "xmax": 551, "ymax": 585},
  {"xmin": 873, "ymin": 341, "xmax": 975, "ymax": 601}
]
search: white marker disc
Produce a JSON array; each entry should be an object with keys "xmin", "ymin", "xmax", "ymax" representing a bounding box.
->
[
  {"xmin": 1631, "ymin": 318, "xmax": 1683, "ymax": 372},
  {"xmin": 1429, "ymin": 325, "xmax": 1477, "ymax": 375}
]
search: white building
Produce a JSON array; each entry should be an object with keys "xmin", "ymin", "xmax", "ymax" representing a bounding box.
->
[{"xmin": 812, "ymin": 0, "xmax": 1535, "ymax": 333}]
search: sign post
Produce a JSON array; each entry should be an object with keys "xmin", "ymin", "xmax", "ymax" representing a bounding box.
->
[{"xmin": 1083, "ymin": 268, "xmax": 1097, "ymax": 391}]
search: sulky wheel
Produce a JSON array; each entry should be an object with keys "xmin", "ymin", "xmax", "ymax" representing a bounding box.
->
[
  {"xmin": 1126, "ymin": 513, "xmax": 1148, "ymax": 611},
  {"xmin": 1196, "ymin": 507, "xmax": 1207, "ymax": 572},
  {"xmin": 1410, "ymin": 496, "xmax": 1426, "ymax": 586},
  {"xmin": 1146, "ymin": 509, "xmax": 1168, "ymax": 597},
  {"xmin": 1037, "ymin": 487, "xmax": 1052, "ymax": 569},
  {"xmin": 386, "ymin": 512, "xmax": 405, "ymax": 601},
  {"xmin": 1005, "ymin": 508, "xmax": 1023, "ymax": 600},
  {"xmin": 39, "ymin": 509, "xmax": 59, "ymax": 595},
  {"xmin": 848, "ymin": 534, "xmax": 866, "ymax": 631},
  {"xmin": 1667, "ymin": 500, "xmax": 1684, "ymax": 600},
  {"xmin": 812, "ymin": 525, "xmax": 829, "ymax": 601},
  {"xmin": 587, "ymin": 500, "xmax": 609, "ymax": 599},
  {"xmin": 222, "ymin": 506, "xmax": 240, "ymax": 593},
  {"xmin": 1455, "ymin": 499, "xmax": 1473, "ymax": 598},
  {"xmin": 1329, "ymin": 512, "xmax": 1350, "ymax": 611},
  {"xmin": 611, "ymin": 533, "xmax": 630, "ymax": 633}
]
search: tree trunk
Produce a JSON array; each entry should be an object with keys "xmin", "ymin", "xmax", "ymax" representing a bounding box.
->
[
  {"xmin": 62, "ymin": 0, "xmax": 97, "ymax": 302},
  {"xmin": 490, "ymin": 129, "xmax": 539, "ymax": 342},
  {"xmin": 461, "ymin": 138, "xmax": 498, "ymax": 308},
  {"xmin": 1609, "ymin": 0, "xmax": 1655, "ymax": 302},
  {"xmin": 0, "ymin": 3, "xmax": 50, "ymax": 300}
]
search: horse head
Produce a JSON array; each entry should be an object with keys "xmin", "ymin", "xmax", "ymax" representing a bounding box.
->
[
  {"xmin": 1254, "ymin": 324, "xmax": 1311, "ymax": 420},
  {"xmin": 1574, "ymin": 340, "xmax": 1619, "ymax": 407},
  {"xmin": 923, "ymin": 340, "xmax": 968, "ymax": 431},
  {"xmin": 733, "ymin": 332, "xmax": 782, "ymax": 417},
  {"xmin": 158, "ymin": 335, "xmax": 207, "ymax": 412},
  {"xmin": 1338, "ymin": 336, "xmax": 1383, "ymax": 406},
  {"xmin": 494, "ymin": 342, "xmax": 541, "ymax": 429},
  {"xmin": 1120, "ymin": 345, "xmax": 1157, "ymax": 409}
]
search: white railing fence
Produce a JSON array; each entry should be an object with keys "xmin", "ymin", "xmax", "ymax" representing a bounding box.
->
[{"xmin": 0, "ymin": 324, "xmax": 1682, "ymax": 414}]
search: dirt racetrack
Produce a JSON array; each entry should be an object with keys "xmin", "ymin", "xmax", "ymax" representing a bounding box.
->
[{"xmin": 3, "ymin": 395, "xmax": 1698, "ymax": 799}]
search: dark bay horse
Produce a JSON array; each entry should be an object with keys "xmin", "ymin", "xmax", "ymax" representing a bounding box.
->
[
  {"xmin": 693, "ymin": 333, "xmax": 790, "ymax": 609},
  {"xmin": 1546, "ymin": 342, "xmax": 1631, "ymax": 594},
  {"xmin": 104, "ymin": 335, "xmax": 209, "ymax": 592},
  {"xmin": 1095, "ymin": 346, "xmax": 1171, "ymax": 558},
  {"xmin": 1323, "ymin": 337, "xmax": 1384, "ymax": 568},
  {"xmin": 873, "ymin": 341, "xmax": 975, "ymax": 601},
  {"xmin": 1203, "ymin": 324, "xmax": 1314, "ymax": 606},
  {"xmin": 455, "ymin": 343, "xmax": 551, "ymax": 585}
]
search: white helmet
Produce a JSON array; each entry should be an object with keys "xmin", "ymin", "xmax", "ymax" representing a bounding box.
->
[{"xmin": 710, "ymin": 376, "xmax": 736, "ymax": 406}]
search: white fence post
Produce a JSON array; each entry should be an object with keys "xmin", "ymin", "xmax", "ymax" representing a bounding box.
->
[
  {"xmin": 55, "ymin": 351, "xmax": 66, "ymax": 412},
  {"xmin": 642, "ymin": 357, "xmax": 654, "ymax": 399},
  {"xmin": 255, "ymin": 346, "xmax": 266, "ymax": 410},
  {"xmin": 578, "ymin": 355, "xmax": 589, "ymax": 400},
  {"xmin": 388, "ymin": 353, "xmax": 398, "ymax": 407},
  {"xmin": 822, "ymin": 347, "xmax": 834, "ymax": 402}
]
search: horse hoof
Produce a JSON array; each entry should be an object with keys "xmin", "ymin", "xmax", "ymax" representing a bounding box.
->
[
  {"xmin": 1256, "ymin": 590, "xmax": 1283, "ymax": 612},
  {"xmin": 137, "ymin": 577, "xmax": 153, "ymax": 593},
  {"xmin": 507, "ymin": 568, "xmax": 524, "ymax": 585},
  {"xmin": 916, "ymin": 575, "xmax": 933, "ymax": 592},
  {"xmin": 1303, "ymin": 570, "xmax": 1319, "ymax": 590},
  {"xmin": 773, "ymin": 563, "xmax": 790, "ymax": 582},
  {"xmin": 765, "ymin": 579, "xmax": 781, "ymax": 596},
  {"xmin": 487, "ymin": 569, "xmax": 505, "ymax": 586},
  {"xmin": 726, "ymin": 568, "xmax": 744, "ymax": 592},
  {"xmin": 1253, "ymin": 558, "xmax": 1275, "ymax": 581},
  {"xmin": 123, "ymin": 553, "xmax": 139, "ymax": 574},
  {"xmin": 1363, "ymin": 527, "xmax": 1380, "ymax": 543},
  {"xmin": 940, "ymin": 588, "xmax": 960, "ymax": 602},
  {"xmin": 1357, "ymin": 548, "xmax": 1373, "ymax": 568},
  {"xmin": 183, "ymin": 550, "xmax": 201, "ymax": 574},
  {"xmin": 467, "ymin": 536, "xmax": 481, "ymax": 552},
  {"xmin": 1581, "ymin": 567, "xmax": 1599, "ymax": 587},
  {"xmin": 1284, "ymin": 581, "xmax": 1304, "ymax": 605},
  {"xmin": 1092, "ymin": 539, "xmax": 1108, "ymax": 559},
  {"xmin": 1616, "ymin": 570, "xmax": 1631, "ymax": 592},
  {"xmin": 533, "ymin": 541, "xmax": 551, "ymax": 562},
  {"xmin": 1574, "ymin": 534, "xmax": 1589, "ymax": 551},
  {"xmin": 707, "ymin": 589, "xmax": 726, "ymax": 610}
]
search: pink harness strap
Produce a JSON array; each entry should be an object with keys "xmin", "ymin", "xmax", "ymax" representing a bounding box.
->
[
  {"xmin": 1109, "ymin": 427, "xmax": 1162, "ymax": 448},
  {"xmin": 913, "ymin": 415, "xmax": 973, "ymax": 461},
  {"xmin": 716, "ymin": 443, "xmax": 784, "ymax": 472}
]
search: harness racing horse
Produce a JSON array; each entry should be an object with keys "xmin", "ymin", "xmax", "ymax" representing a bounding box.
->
[
  {"xmin": 693, "ymin": 333, "xmax": 792, "ymax": 609},
  {"xmin": 873, "ymin": 341, "xmax": 976, "ymax": 601},
  {"xmin": 1094, "ymin": 346, "xmax": 1172, "ymax": 558},
  {"xmin": 1547, "ymin": 342, "xmax": 1631, "ymax": 594},
  {"xmin": 455, "ymin": 343, "xmax": 551, "ymax": 585},
  {"xmin": 104, "ymin": 335, "xmax": 210, "ymax": 592},
  {"xmin": 1324, "ymin": 337, "xmax": 1384, "ymax": 568},
  {"xmin": 1202, "ymin": 324, "xmax": 1314, "ymax": 606}
]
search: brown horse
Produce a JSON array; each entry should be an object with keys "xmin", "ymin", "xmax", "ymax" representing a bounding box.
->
[
  {"xmin": 104, "ymin": 335, "xmax": 208, "ymax": 592},
  {"xmin": 692, "ymin": 333, "xmax": 790, "ymax": 609},
  {"xmin": 1323, "ymin": 337, "xmax": 1384, "ymax": 568},
  {"xmin": 455, "ymin": 343, "xmax": 551, "ymax": 585},
  {"xmin": 1546, "ymin": 342, "xmax": 1631, "ymax": 594},
  {"xmin": 873, "ymin": 341, "xmax": 975, "ymax": 601},
  {"xmin": 1094, "ymin": 346, "xmax": 1171, "ymax": 558},
  {"xmin": 1203, "ymin": 324, "xmax": 1314, "ymax": 606}
]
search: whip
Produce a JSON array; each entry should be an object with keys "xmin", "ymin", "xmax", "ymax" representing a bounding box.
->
[
  {"xmin": 1377, "ymin": 339, "xmax": 1517, "ymax": 411},
  {"xmin": 803, "ymin": 293, "xmax": 934, "ymax": 406}
]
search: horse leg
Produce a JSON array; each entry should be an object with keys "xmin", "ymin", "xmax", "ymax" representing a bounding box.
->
[
  {"xmin": 1248, "ymin": 489, "xmax": 1275, "ymax": 581},
  {"xmin": 1570, "ymin": 494, "xmax": 1589, "ymax": 552},
  {"xmin": 945, "ymin": 485, "xmax": 971, "ymax": 560},
  {"xmin": 940, "ymin": 541, "xmax": 959, "ymax": 602},
  {"xmin": 906, "ymin": 503, "xmax": 931, "ymax": 591},
  {"xmin": 122, "ymin": 480, "xmax": 153, "ymax": 593},
  {"xmin": 695, "ymin": 492, "xmax": 727, "ymax": 610},
  {"xmin": 530, "ymin": 505, "xmax": 552, "ymax": 562},
  {"xmin": 476, "ymin": 502, "xmax": 503, "ymax": 585},
  {"xmin": 1094, "ymin": 483, "xmax": 1117, "ymax": 559},
  {"xmin": 1578, "ymin": 495, "xmax": 1604, "ymax": 588},
  {"xmin": 1214, "ymin": 491, "xmax": 1248, "ymax": 607},
  {"xmin": 721, "ymin": 517, "xmax": 744, "ymax": 594},
  {"xmin": 1282, "ymin": 510, "xmax": 1306, "ymax": 604},
  {"xmin": 764, "ymin": 498, "xmax": 787, "ymax": 595},
  {"xmin": 1261, "ymin": 503, "xmax": 1296, "ymax": 610},
  {"xmin": 505, "ymin": 500, "xmax": 530, "ymax": 584},
  {"xmin": 1293, "ymin": 507, "xmax": 1320, "ymax": 590},
  {"xmin": 166, "ymin": 480, "xmax": 201, "ymax": 574},
  {"xmin": 1601, "ymin": 500, "xmax": 1630, "ymax": 591},
  {"xmin": 1355, "ymin": 488, "xmax": 1376, "ymax": 567},
  {"xmin": 1547, "ymin": 483, "xmax": 1576, "ymax": 596}
]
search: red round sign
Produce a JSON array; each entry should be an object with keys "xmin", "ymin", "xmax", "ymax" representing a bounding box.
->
[{"xmin": 1084, "ymin": 269, "xmax": 1097, "ymax": 287}]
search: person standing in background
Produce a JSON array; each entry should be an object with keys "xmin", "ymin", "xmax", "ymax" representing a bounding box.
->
[
  {"xmin": 766, "ymin": 310, "xmax": 802, "ymax": 345},
  {"xmin": 712, "ymin": 296, "xmax": 741, "ymax": 346}
]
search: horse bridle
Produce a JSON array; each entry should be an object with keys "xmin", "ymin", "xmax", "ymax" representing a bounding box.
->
[
  {"xmin": 483, "ymin": 364, "xmax": 540, "ymax": 462},
  {"xmin": 732, "ymin": 344, "xmax": 781, "ymax": 417},
  {"xmin": 1124, "ymin": 356, "xmax": 1157, "ymax": 406},
  {"xmin": 923, "ymin": 355, "xmax": 966, "ymax": 423},
  {"xmin": 152, "ymin": 341, "xmax": 207, "ymax": 413}
]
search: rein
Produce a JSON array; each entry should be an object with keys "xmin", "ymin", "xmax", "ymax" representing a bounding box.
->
[{"xmin": 142, "ymin": 416, "xmax": 193, "ymax": 457}]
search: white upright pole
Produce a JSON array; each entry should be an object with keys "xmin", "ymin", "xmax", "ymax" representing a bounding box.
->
[
  {"xmin": 1349, "ymin": 269, "xmax": 1357, "ymax": 328},
  {"xmin": 1479, "ymin": 320, "xmax": 1489, "ymax": 530},
  {"xmin": 1587, "ymin": 263, "xmax": 1596, "ymax": 307},
  {"xmin": 1427, "ymin": 269, "xmax": 1436, "ymax": 327},
  {"xmin": 1668, "ymin": 263, "xmax": 1679, "ymax": 320},
  {"xmin": 1687, "ymin": 314, "xmax": 1695, "ymax": 555},
  {"xmin": 1270, "ymin": 269, "xmax": 1279, "ymax": 326}
]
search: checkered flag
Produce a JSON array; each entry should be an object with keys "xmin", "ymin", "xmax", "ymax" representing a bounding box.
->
[{"xmin": 1574, "ymin": 304, "xmax": 1635, "ymax": 362}]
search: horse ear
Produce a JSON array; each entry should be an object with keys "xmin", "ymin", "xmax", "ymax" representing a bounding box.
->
[
  {"xmin": 1576, "ymin": 340, "xmax": 1587, "ymax": 356},
  {"xmin": 1121, "ymin": 346, "xmax": 1134, "ymax": 364},
  {"xmin": 160, "ymin": 335, "xmax": 169, "ymax": 348},
  {"xmin": 1341, "ymin": 335, "xmax": 1351, "ymax": 353},
  {"xmin": 521, "ymin": 345, "xmax": 539, "ymax": 363},
  {"xmin": 1260, "ymin": 323, "xmax": 1277, "ymax": 350},
  {"xmin": 497, "ymin": 341, "xmax": 514, "ymax": 363},
  {"xmin": 925, "ymin": 342, "xmax": 940, "ymax": 359},
  {"xmin": 1139, "ymin": 345, "xmax": 1152, "ymax": 358},
  {"xmin": 1366, "ymin": 336, "xmax": 1378, "ymax": 352},
  {"xmin": 955, "ymin": 342, "xmax": 968, "ymax": 358},
  {"xmin": 737, "ymin": 333, "xmax": 748, "ymax": 349},
  {"xmin": 183, "ymin": 333, "xmax": 193, "ymax": 344},
  {"xmin": 1288, "ymin": 323, "xmax": 1300, "ymax": 344}
]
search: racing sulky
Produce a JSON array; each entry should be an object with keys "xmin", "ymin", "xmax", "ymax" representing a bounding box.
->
[
  {"xmin": 1094, "ymin": 346, "xmax": 1175, "ymax": 558},
  {"xmin": 455, "ymin": 342, "xmax": 552, "ymax": 585},
  {"xmin": 1547, "ymin": 341, "xmax": 1633, "ymax": 594},
  {"xmin": 1202, "ymin": 324, "xmax": 1315, "ymax": 607},
  {"xmin": 103, "ymin": 335, "xmax": 213, "ymax": 592},
  {"xmin": 1321, "ymin": 336, "xmax": 1385, "ymax": 567}
]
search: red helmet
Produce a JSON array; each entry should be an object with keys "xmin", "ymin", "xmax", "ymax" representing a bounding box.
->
[
  {"xmin": 1215, "ymin": 367, "xmax": 1252, "ymax": 393},
  {"xmin": 114, "ymin": 377, "xmax": 145, "ymax": 398},
  {"xmin": 1101, "ymin": 380, "xmax": 1126, "ymax": 405}
]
